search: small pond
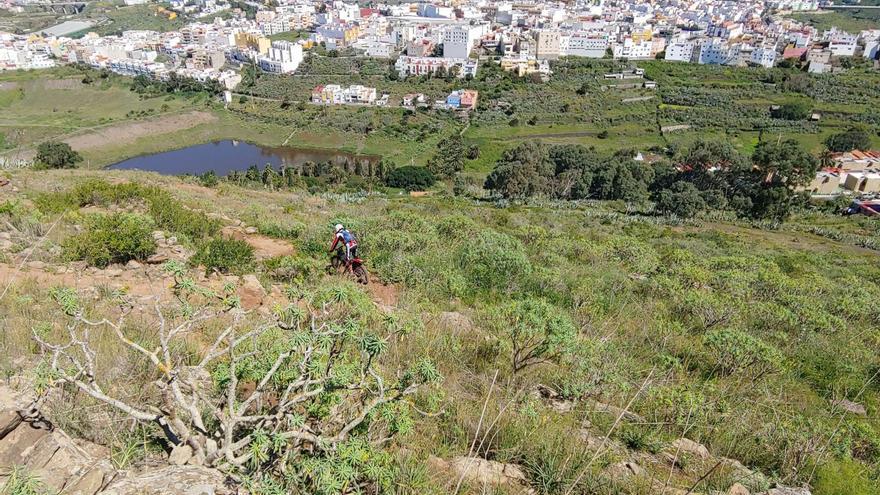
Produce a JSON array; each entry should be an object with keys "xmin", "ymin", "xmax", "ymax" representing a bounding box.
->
[{"xmin": 108, "ymin": 140, "xmax": 379, "ymax": 176}]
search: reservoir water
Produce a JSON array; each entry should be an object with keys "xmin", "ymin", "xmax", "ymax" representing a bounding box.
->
[{"xmin": 108, "ymin": 140, "xmax": 378, "ymax": 176}]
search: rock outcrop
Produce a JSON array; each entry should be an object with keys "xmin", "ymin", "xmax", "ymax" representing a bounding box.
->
[
  {"xmin": 0, "ymin": 388, "xmax": 115, "ymax": 494},
  {"xmin": 430, "ymin": 455, "xmax": 532, "ymax": 493},
  {"xmin": 0, "ymin": 385, "xmax": 234, "ymax": 495},
  {"xmin": 100, "ymin": 466, "xmax": 232, "ymax": 495}
]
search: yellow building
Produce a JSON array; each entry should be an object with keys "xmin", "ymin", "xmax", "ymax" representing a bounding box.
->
[
  {"xmin": 631, "ymin": 28, "xmax": 653, "ymax": 43},
  {"xmin": 234, "ymin": 32, "xmax": 271, "ymax": 55}
]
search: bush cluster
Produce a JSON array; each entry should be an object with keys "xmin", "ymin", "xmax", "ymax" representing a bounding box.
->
[
  {"xmin": 63, "ymin": 213, "xmax": 155, "ymax": 267},
  {"xmin": 191, "ymin": 237, "xmax": 255, "ymax": 274}
]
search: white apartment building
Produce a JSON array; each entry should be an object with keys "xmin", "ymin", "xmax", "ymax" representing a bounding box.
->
[
  {"xmin": 698, "ymin": 39, "xmax": 733, "ymax": 65},
  {"xmin": 258, "ymin": 40, "xmax": 303, "ymax": 74},
  {"xmin": 665, "ymin": 40, "xmax": 695, "ymax": 62},
  {"xmin": 750, "ymin": 46, "xmax": 777, "ymax": 68},
  {"xmin": 562, "ymin": 33, "xmax": 608, "ymax": 58},
  {"xmin": 828, "ymin": 33, "xmax": 858, "ymax": 57},
  {"xmin": 612, "ymin": 37, "xmax": 652, "ymax": 59},
  {"xmin": 443, "ymin": 24, "xmax": 485, "ymax": 59}
]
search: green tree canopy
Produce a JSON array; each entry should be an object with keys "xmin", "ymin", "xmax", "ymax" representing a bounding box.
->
[
  {"xmin": 825, "ymin": 127, "xmax": 872, "ymax": 152},
  {"xmin": 426, "ymin": 134, "xmax": 467, "ymax": 178},
  {"xmin": 35, "ymin": 141, "xmax": 82, "ymax": 169},
  {"xmin": 656, "ymin": 180, "xmax": 706, "ymax": 218}
]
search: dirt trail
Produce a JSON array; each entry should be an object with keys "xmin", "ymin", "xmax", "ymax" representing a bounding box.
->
[
  {"xmin": 221, "ymin": 226, "xmax": 294, "ymax": 259},
  {"xmin": 367, "ymin": 282, "xmax": 399, "ymax": 308}
]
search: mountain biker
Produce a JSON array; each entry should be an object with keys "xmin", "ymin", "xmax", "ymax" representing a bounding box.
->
[{"xmin": 329, "ymin": 224, "xmax": 358, "ymax": 263}]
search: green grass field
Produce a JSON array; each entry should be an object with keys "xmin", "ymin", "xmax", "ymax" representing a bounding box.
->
[{"xmin": 789, "ymin": 10, "xmax": 880, "ymax": 33}]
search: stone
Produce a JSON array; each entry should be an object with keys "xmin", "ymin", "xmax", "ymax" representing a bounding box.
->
[
  {"xmin": 729, "ymin": 482, "xmax": 750, "ymax": 495},
  {"xmin": 448, "ymin": 456, "xmax": 528, "ymax": 488},
  {"xmin": 103, "ymin": 268, "xmax": 123, "ymax": 278},
  {"xmin": 533, "ymin": 384, "xmax": 575, "ymax": 413},
  {"xmin": 146, "ymin": 253, "xmax": 169, "ymax": 264},
  {"xmin": 578, "ymin": 429, "xmax": 625, "ymax": 455},
  {"xmin": 585, "ymin": 399, "xmax": 646, "ymax": 423},
  {"xmin": 166, "ymin": 236, "xmax": 178, "ymax": 246},
  {"xmin": 169, "ymin": 444, "xmax": 194, "ymax": 466},
  {"xmin": 126, "ymin": 260, "xmax": 143, "ymax": 270},
  {"xmin": 604, "ymin": 461, "xmax": 646, "ymax": 479},
  {"xmin": 831, "ymin": 398, "xmax": 867, "ymax": 416},
  {"xmin": 101, "ymin": 465, "xmax": 232, "ymax": 495},
  {"xmin": 671, "ymin": 438, "xmax": 711, "ymax": 459},
  {"xmin": 0, "ymin": 239, "xmax": 12, "ymax": 251},
  {"xmin": 66, "ymin": 464, "xmax": 111, "ymax": 495},
  {"xmin": 26, "ymin": 260, "xmax": 46, "ymax": 270},
  {"xmin": 244, "ymin": 226, "xmax": 258, "ymax": 234},
  {"xmin": 0, "ymin": 232, "xmax": 10, "ymax": 240},
  {"xmin": 766, "ymin": 488, "xmax": 811, "ymax": 495},
  {"xmin": 238, "ymin": 274, "xmax": 266, "ymax": 310},
  {"xmin": 0, "ymin": 409, "xmax": 22, "ymax": 439}
]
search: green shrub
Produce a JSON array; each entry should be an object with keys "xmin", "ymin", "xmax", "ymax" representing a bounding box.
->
[
  {"xmin": 148, "ymin": 195, "xmax": 219, "ymax": 240},
  {"xmin": 703, "ymin": 328, "xmax": 783, "ymax": 379},
  {"xmin": 263, "ymin": 255, "xmax": 320, "ymax": 285},
  {"xmin": 258, "ymin": 221, "xmax": 305, "ymax": 240},
  {"xmin": 63, "ymin": 213, "xmax": 155, "ymax": 268},
  {"xmin": 458, "ymin": 230, "xmax": 532, "ymax": 292},
  {"xmin": 617, "ymin": 423, "xmax": 664, "ymax": 453},
  {"xmin": 813, "ymin": 459, "xmax": 880, "ymax": 495},
  {"xmin": 191, "ymin": 237, "xmax": 255, "ymax": 274},
  {"xmin": 771, "ymin": 101, "xmax": 810, "ymax": 120},
  {"xmin": 488, "ymin": 298, "xmax": 577, "ymax": 373},
  {"xmin": 35, "ymin": 180, "xmax": 220, "ymax": 240},
  {"xmin": 384, "ymin": 166, "xmax": 436, "ymax": 191}
]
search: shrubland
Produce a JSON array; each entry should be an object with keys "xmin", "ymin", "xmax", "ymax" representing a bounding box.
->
[{"xmin": 1, "ymin": 169, "xmax": 879, "ymax": 494}]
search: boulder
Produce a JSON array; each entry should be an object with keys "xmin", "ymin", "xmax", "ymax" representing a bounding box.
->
[
  {"xmin": 448, "ymin": 456, "xmax": 528, "ymax": 489},
  {"xmin": 168, "ymin": 444, "xmax": 194, "ymax": 466},
  {"xmin": 244, "ymin": 226, "xmax": 258, "ymax": 234},
  {"xmin": 103, "ymin": 268, "xmax": 123, "ymax": 278},
  {"xmin": 26, "ymin": 260, "xmax": 46, "ymax": 270},
  {"xmin": 238, "ymin": 274, "xmax": 266, "ymax": 310},
  {"xmin": 146, "ymin": 253, "xmax": 169, "ymax": 264},
  {"xmin": 765, "ymin": 488, "xmax": 811, "ymax": 495},
  {"xmin": 126, "ymin": 260, "xmax": 143, "ymax": 270},
  {"xmin": 604, "ymin": 461, "xmax": 646, "ymax": 479},
  {"xmin": 101, "ymin": 466, "xmax": 232, "ymax": 495},
  {"xmin": 831, "ymin": 398, "xmax": 867, "ymax": 416},
  {"xmin": 671, "ymin": 438, "xmax": 711, "ymax": 459},
  {"xmin": 729, "ymin": 482, "xmax": 751, "ymax": 495}
]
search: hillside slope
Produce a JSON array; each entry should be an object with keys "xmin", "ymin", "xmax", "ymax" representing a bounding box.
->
[{"xmin": 0, "ymin": 170, "xmax": 878, "ymax": 495}]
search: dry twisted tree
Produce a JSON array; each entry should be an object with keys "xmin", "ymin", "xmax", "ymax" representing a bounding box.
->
[{"xmin": 29, "ymin": 264, "xmax": 440, "ymax": 481}]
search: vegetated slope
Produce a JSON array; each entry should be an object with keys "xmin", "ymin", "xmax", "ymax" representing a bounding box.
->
[{"xmin": 1, "ymin": 170, "xmax": 879, "ymax": 494}]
